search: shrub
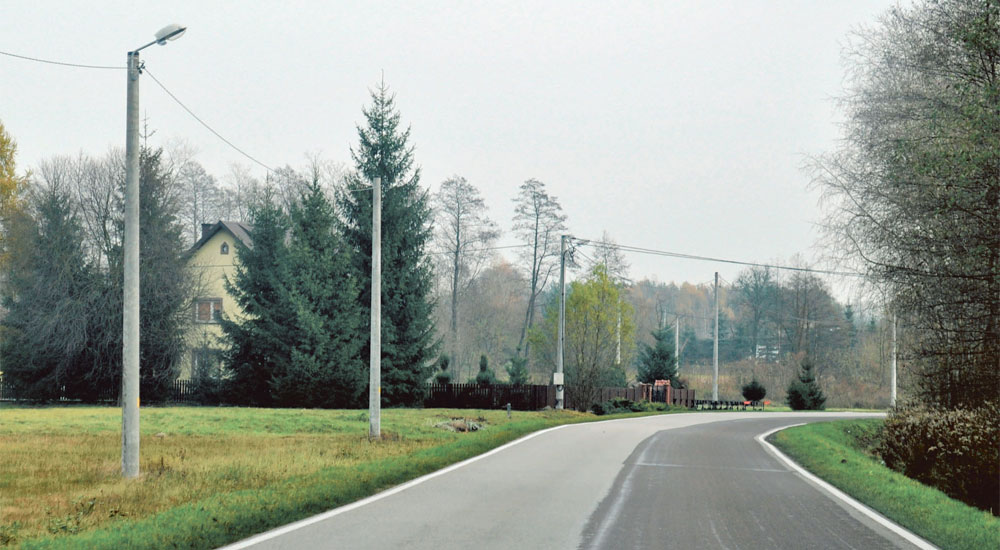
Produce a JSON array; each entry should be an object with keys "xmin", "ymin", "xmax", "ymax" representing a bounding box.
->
[
  {"xmin": 433, "ymin": 355, "xmax": 452, "ymax": 385},
  {"xmin": 879, "ymin": 403, "xmax": 999, "ymax": 514},
  {"xmin": 505, "ymin": 355, "xmax": 529, "ymax": 385},
  {"xmin": 741, "ymin": 378, "xmax": 766, "ymax": 402},
  {"xmin": 475, "ymin": 354, "xmax": 496, "ymax": 384},
  {"xmin": 591, "ymin": 397, "xmax": 668, "ymax": 415},
  {"xmin": 786, "ymin": 358, "xmax": 825, "ymax": 410}
]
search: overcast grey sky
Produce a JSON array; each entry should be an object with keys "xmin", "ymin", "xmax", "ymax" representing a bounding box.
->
[{"xmin": 1, "ymin": 1, "xmax": 894, "ymax": 299}]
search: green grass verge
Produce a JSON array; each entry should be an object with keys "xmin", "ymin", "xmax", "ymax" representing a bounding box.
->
[
  {"xmin": 771, "ymin": 419, "xmax": 1000, "ymax": 550},
  {"xmin": 6, "ymin": 406, "xmax": 674, "ymax": 549}
]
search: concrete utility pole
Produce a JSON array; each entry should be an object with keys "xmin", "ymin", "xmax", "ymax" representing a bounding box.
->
[
  {"xmin": 674, "ymin": 317, "xmax": 680, "ymax": 376},
  {"xmin": 121, "ymin": 24, "xmax": 186, "ymax": 479},
  {"xmin": 555, "ymin": 235, "xmax": 566, "ymax": 409},
  {"xmin": 890, "ymin": 312, "xmax": 897, "ymax": 408},
  {"xmin": 122, "ymin": 49, "xmax": 142, "ymax": 479},
  {"xmin": 713, "ymin": 272, "xmax": 719, "ymax": 401},
  {"xmin": 369, "ymin": 177, "xmax": 382, "ymax": 440}
]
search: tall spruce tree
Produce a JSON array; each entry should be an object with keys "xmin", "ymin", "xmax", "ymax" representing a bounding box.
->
[
  {"xmin": 273, "ymin": 180, "xmax": 366, "ymax": 407},
  {"xmin": 222, "ymin": 196, "xmax": 294, "ymax": 406},
  {"xmin": 336, "ymin": 83, "xmax": 437, "ymax": 406}
]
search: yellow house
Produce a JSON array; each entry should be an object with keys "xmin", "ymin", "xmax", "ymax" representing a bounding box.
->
[{"xmin": 180, "ymin": 220, "xmax": 252, "ymax": 380}]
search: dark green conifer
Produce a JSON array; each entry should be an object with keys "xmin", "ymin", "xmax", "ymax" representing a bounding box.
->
[
  {"xmin": 337, "ymin": 83, "xmax": 437, "ymax": 405},
  {"xmin": 637, "ymin": 326, "xmax": 677, "ymax": 385}
]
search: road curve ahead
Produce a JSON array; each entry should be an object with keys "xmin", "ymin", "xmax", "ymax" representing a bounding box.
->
[{"xmin": 220, "ymin": 412, "xmax": 925, "ymax": 550}]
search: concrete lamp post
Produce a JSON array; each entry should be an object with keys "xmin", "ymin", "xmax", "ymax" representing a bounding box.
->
[{"xmin": 121, "ymin": 23, "xmax": 186, "ymax": 479}]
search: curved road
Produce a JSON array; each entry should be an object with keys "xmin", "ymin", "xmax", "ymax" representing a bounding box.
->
[{"xmin": 221, "ymin": 412, "xmax": 928, "ymax": 550}]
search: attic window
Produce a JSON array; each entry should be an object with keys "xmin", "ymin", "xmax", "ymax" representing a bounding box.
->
[{"xmin": 220, "ymin": 242, "xmax": 230, "ymax": 255}]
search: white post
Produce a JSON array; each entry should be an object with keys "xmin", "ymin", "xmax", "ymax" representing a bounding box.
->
[
  {"xmin": 369, "ymin": 177, "xmax": 382, "ymax": 439},
  {"xmin": 890, "ymin": 312, "xmax": 897, "ymax": 408},
  {"xmin": 674, "ymin": 317, "xmax": 680, "ymax": 376},
  {"xmin": 121, "ymin": 50, "xmax": 141, "ymax": 479},
  {"xmin": 555, "ymin": 235, "xmax": 566, "ymax": 409},
  {"xmin": 713, "ymin": 272, "xmax": 719, "ymax": 401}
]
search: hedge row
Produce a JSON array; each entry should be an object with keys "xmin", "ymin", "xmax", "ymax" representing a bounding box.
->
[{"xmin": 880, "ymin": 403, "xmax": 999, "ymax": 514}]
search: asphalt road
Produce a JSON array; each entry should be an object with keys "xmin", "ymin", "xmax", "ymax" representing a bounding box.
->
[{"xmin": 221, "ymin": 412, "xmax": 927, "ymax": 550}]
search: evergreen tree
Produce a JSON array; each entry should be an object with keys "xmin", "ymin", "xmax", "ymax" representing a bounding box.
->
[
  {"xmin": 87, "ymin": 149, "xmax": 192, "ymax": 402},
  {"xmin": 1, "ymin": 181, "xmax": 96, "ymax": 400},
  {"xmin": 336, "ymin": 83, "xmax": 437, "ymax": 406},
  {"xmin": 637, "ymin": 326, "xmax": 677, "ymax": 384},
  {"xmin": 742, "ymin": 378, "xmax": 767, "ymax": 402},
  {"xmin": 505, "ymin": 354, "xmax": 529, "ymax": 385},
  {"xmin": 786, "ymin": 358, "xmax": 826, "ymax": 410},
  {"xmin": 475, "ymin": 354, "xmax": 496, "ymax": 384},
  {"xmin": 271, "ymin": 180, "xmax": 365, "ymax": 407},
  {"xmin": 3, "ymin": 149, "xmax": 191, "ymax": 402},
  {"xmin": 222, "ymin": 197, "xmax": 294, "ymax": 406},
  {"xmin": 433, "ymin": 355, "xmax": 452, "ymax": 385}
]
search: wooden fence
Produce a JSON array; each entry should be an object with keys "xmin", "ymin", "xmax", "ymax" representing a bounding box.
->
[
  {"xmin": 427, "ymin": 383, "xmax": 696, "ymax": 411},
  {"xmin": 424, "ymin": 383, "xmax": 549, "ymax": 410},
  {"xmin": 1, "ymin": 379, "xmax": 699, "ymax": 411},
  {"xmin": 0, "ymin": 379, "xmax": 195, "ymax": 403}
]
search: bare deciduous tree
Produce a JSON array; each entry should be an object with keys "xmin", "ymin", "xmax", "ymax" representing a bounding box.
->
[
  {"xmin": 512, "ymin": 178, "xmax": 567, "ymax": 359},
  {"xmin": 433, "ymin": 175, "xmax": 499, "ymax": 378},
  {"xmin": 813, "ymin": 0, "xmax": 999, "ymax": 407}
]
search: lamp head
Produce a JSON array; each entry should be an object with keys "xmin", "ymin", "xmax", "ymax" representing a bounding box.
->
[{"xmin": 154, "ymin": 24, "xmax": 187, "ymax": 45}]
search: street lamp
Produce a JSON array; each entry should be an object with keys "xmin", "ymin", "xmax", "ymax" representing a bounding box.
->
[{"xmin": 122, "ymin": 24, "xmax": 186, "ymax": 479}]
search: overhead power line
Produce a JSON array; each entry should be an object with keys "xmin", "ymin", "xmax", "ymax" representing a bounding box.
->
[
  {"xmin": 143, "ymin": 68, "xmax": 275, "ymax": 174},
  {"xmin": 570, "ymin": 237, "xmax": 863, "ymax": 278},
  {"xmin": 0, "ymin": 49, "xmax": 124, "ymax": 70}
]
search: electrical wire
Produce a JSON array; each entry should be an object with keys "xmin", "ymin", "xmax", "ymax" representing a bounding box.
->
[
  {"xmin": 570, "ymin": 237, "xmax": 863, "ymax": 278},
  {"xmin": 429, "ymin": 243, "xmax": 531, "ymax": 256},
  {"xmin": 143, "ymin": 67, "xmax": 275, "ymax": 174},
  {"xmin": 0, "ymin": 49, "xmax": 124, "ymax": 70}
]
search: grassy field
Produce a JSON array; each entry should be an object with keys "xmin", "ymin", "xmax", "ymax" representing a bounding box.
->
[
  {"xmin": 771, "ymin": 419, "xmax": 1000, "ymax": 550},
  {"xmin": 0, "ymin": 405, "xmax": 668, "ymax": 549}
]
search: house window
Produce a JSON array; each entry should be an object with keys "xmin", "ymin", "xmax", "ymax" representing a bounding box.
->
[
  {"xmin": 220, "ymin": 242, "xmax": 229, "ymax": 255},
  {"xmin": 194, "ymin": 298, "xmax": 223, "ymax": 323}
]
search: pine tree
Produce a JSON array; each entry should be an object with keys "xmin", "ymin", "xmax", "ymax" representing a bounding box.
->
[
  {"xmin": 337, "ymin": 83, "xmax": 437, "ymax": 406},
  {"xmin": 637, "ymin": 326, "xmax": 677, "ymax": 384},
  {"xmin": 222, "ymin": 196, "xmax": 294, "ymax": 406},
  {"xmin": 271, "ymin": 180, "xmax": 365, "ymax": 407},
  {"xmin": 786, "ymin": 358, "xmax": 826, "ymax": 410}
]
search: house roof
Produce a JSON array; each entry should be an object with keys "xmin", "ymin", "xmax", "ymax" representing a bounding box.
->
[{"xmin": 189, "ymin": 220, "xmax": 253, "ymax": 253}]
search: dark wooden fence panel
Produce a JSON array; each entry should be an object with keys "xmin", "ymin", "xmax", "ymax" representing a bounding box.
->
[
  {"xmin": 0, "ymin": 379, "xmax": 194, "ymax": 403},
  {"xmin": 424, "ymin": 383, "xmax": 548, "ymax": 410}
]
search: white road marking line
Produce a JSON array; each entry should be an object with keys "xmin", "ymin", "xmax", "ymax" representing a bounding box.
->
[{"xmin": 756, "ymin": 424, "xmax": 939, "ymax": 550}]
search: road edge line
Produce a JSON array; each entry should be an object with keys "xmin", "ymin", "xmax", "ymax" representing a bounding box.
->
[
  {"xmin": 218, "ymin": 413, "xmax": 665, "ymax": 550},
  {"xmin": 756, "ymin": 424, "xmax": 939, "ymax": 550}
]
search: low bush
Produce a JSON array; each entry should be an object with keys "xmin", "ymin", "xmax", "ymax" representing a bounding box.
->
[
  {"xmin": 591, "ymin": 398, "xmax": 668, "ymax": 416},
  {"xmin": 741, "ymin": 378, "xmax": 766, "ymax": 402},
  {"xmin": 880, "ymin": 403, "xmax": 999, "ymax": 515}
]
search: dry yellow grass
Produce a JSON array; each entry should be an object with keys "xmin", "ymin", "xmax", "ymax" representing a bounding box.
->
[{"xmin": 0, "ymin": 405, "xmax": 585, "ymax": 545}]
